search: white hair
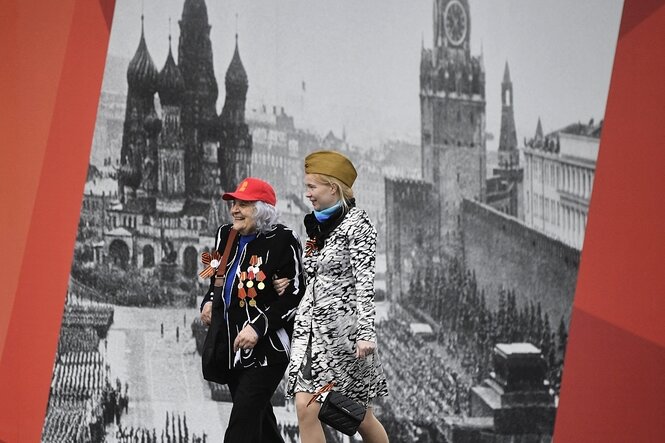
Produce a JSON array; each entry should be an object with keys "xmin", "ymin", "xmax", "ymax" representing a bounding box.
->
[{"xmin": 253, "ymin": 201, "xmax": 279, "ymax": 233}]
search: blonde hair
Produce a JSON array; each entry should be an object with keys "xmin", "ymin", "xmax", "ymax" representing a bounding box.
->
[{"xmin": 309, "ymin": 173, "xmax": 354, "ymax": 209}]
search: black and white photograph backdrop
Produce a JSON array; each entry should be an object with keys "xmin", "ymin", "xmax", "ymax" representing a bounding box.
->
[{"xmin": 43, "ymin": 1, "xmax": 623, "ymax": 441}]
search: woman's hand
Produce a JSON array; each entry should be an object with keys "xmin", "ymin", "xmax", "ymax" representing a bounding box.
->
[
  {"xmin": 233, "ymin": 325, "xmax": 259, "ymax": 352},
  {"xmin": 355, "ymin": 340, "xmax": 376, "ymax": 358},
  {"xmin": 200, "ymin": 301, "xmax": 212, "ymax": 326},
  {"xmin": 272, "ymin": 276, "xmax": 290, "ymax": 295}
]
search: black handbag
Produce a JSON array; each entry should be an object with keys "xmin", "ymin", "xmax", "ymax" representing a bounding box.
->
[
  {"xmin": 201, "ymin": 294, "xmax": 230, "ymax": 384},
  {"xmin": 201, "ymin": 230, "xmax": 237, "ymax": 384},
  {"xmin": 310, "ymin": 355, "xmax": 375, "ymax": 436},
  {"xmin": 318, "ymin": 389, "xmax": 367, "ymax": 436}
]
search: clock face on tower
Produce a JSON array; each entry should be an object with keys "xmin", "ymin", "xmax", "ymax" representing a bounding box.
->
[{"xmin": 444, "ymin": 0, "xmax": 468, "ymax": 47}]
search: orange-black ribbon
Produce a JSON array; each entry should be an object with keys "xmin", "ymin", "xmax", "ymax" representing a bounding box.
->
[
  {"xmin": 199, "ymin": 251, "xmax": 222, "ymax": 279},
  {"xmin": 305, "ymin": 238, "xmax": 317, "ymax": 256}
]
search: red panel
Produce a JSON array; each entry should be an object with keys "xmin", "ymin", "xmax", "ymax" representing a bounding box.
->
[
  {"xmin": 0, "ymin": 0, "xmax": 112, "ymax": 440},
  {"xmin": 618, "ymin": 0, "xmax": 665, "ymax": 38},
  {"xmin": 556, "ymin": 0, "xmax": 665, "ymax": 440},
  {"xmin": 98, "ymin": 0, "xmax": 116, "ymax": 30},
  {"xmin": 555, "ymin": 309, "xmax": 665, "ymax": 442},
  {"xmin": 0, "ymin": 0, "xmax": 76, "ymax": 369},
  {"xmin": 574, "ymin": 0, "xmax": 665, "ymax": 349}
]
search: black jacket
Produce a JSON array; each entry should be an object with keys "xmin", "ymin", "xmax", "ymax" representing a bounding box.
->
[{"xmin": 201, "ymin": 223, "xmax": 305, "ymax": 370}]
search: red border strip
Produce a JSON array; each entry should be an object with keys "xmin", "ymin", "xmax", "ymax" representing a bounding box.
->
[
  {"xmin": 556, "ymin": 0, "xmax": 665, "ymax": 441},
  {"xmin": 0, "ymin": 0, "xmax": 113, "ymax": 440}
]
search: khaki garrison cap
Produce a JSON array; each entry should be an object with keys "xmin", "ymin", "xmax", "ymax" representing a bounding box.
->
[{"xmin": 304, "ymin": 150, "xmax": 358, "ymax": 188}]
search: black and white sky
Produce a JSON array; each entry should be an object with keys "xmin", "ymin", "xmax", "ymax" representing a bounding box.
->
[{"xmin": 106, "ymin": 0, "xmax": 623, "ymax": 148}]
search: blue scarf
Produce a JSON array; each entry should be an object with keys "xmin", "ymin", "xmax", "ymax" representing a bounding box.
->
[{"xmin": 314, "ymin": 201, "xmax": 343, "ymax": 222}]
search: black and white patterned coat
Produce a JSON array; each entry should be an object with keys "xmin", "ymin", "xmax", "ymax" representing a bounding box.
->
[{"xmin": 286, "ymin": 207, "xmax": 388, "ymax": 403}]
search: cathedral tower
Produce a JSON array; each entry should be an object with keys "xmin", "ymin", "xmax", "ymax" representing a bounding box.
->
[
  {"xmin": 157, "ymin": 34, "xmax": 186, "ymax": 199},
  {"xmin": 218, "ymin": 35, "xmax": 252, "ymax": 193},
  {"xmin": 119, "ymin": 16, "xmax": 159, "ymax": 202},
  {"xmin": 420, "ymin": 0, "xmax": 486, "ymax": 257},
  {"xmin": 178, "ymin": 0, "xmax": 219, "ymax": 196}
]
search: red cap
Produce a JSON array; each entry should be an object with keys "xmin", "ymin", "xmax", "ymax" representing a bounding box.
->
[{"xmin": 222, "ymin": 177, "xmax": 277, "ymax": 206}]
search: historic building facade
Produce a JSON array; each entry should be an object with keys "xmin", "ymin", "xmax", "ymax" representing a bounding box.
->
[
  {"xmin": 103, "ymin": 0, "xmax": 251, "ymax": 277},
  {"xmin": 523, "ymin": 119, "xmax": 600, "ymax": 249}
]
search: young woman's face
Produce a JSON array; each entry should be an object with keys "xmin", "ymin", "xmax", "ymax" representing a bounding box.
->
[
  {"xmin": 304, "ymin": 174, "xmax": 339, "ymax": 211},
  {"xmin": 230, "ymin": 200, "xmax": 258, "ymax": 235}
]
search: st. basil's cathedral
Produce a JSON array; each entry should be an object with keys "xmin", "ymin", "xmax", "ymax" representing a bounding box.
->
[{"xmin": 105, "ymin": 0, "xmax": 251, "ymax": 279}]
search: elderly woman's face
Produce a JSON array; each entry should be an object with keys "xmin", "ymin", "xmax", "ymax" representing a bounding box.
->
[
  {"xmin": 304, "ymin": 174, "xmax": 338, "ymax": 211},
  {"xmin": 230, "ymin": 200, "xmax": 257, "ymax": 235}
]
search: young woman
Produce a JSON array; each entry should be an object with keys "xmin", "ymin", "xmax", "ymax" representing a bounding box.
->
[{"xmin": 279, "ymin": 151, "xmax": 389, "ymax": 443}]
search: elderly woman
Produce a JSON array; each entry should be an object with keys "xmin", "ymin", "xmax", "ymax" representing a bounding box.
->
[
  {"xmin": 199, "ymin": 177, "xmax": 305, "ymax": 443},
  {"xmin": 278, "ymin": 151, "xmax": 389, "ymax": 443}
]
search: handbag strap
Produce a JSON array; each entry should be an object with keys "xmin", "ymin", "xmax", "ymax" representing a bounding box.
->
[
  {"xmin": 362, "ymin": 353, "xmax": 376, "ymax": 407},
  {"xmin": 213, "ymin": 229, "xmax": 238, "ymax": 287}
]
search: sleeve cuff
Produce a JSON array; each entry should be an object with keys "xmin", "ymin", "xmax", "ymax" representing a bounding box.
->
[
  {"xmin": 250, "ymin": 314, "xmax": 268, "ymax": 337},
  {"xmin": 357, "ymin": 328, "xmax": 376, "ymax": 342}
]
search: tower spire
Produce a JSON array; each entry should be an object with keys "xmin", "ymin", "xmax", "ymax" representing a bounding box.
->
[
  {"xmin": 498, "ymin": 60, "xmax": 518, "ymax": 159},
  {"xmin": 503, "ymin": 61, "xmax": 511, "ymax": 84}
]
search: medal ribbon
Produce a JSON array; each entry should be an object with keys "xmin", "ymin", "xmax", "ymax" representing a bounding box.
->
[{"xmin": 199, "ymin": 251, "xmax": 221, "ymax": 279}]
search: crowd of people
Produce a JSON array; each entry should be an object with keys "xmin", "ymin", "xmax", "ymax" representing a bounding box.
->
[
  {"xmin": 114, "ymin": 412, "xmax": 206, "ymax": 443},
  {"xmin": 42, "ymin": 298, "xmax": 127, "ymax": 442},
  {"xmin": 60, "ymin": 303, "xmax": 115, "ymax": 339},
  {"xmin": 376, "ymin": 317, "xmax": 466, "ymax": 440},
  {"xmin": 407, "ymin": 258, "xmax": 567, "ymax": 392}
]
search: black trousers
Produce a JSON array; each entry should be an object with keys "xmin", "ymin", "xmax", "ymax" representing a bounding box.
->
[{"xmin": 224, "ymin": 363, "xmax": 287, "ymax": 443}]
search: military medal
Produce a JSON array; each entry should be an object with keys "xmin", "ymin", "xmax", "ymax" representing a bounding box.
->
[
  {"xmin": 247, "ymin": 284, "xmax": 258, "ymax": 307},
  {"xmin": 256, "ymin": 270, "xmax": 267, "ymax": 291},
  {"xmin": 246, "ymin": 280, "xmax": 254, "ymax": 288},
  {"xmin": 238, "ymin": 283, "xmax": 247, "ymax": 307}
]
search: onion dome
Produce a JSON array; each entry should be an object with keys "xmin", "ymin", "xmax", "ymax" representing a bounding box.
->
[
  {"xmin": 158, "ymin": 40, "xmax": 185, "ymax": 106},
  {"xmin": 182, "ymin": 0, "xmax": 209, "ymax": 24},
  {"xmin": 225, "ymin": 36, "xmax": 248, "ymax": 95},
  {"xmin": 127, "ymin": 17, "xmax": 158, "ymax": 94},
  {"xmin": 143, "ymin": 108, "xmax": 162, "ymax": 136},
  {"xmin": 119, "ymin": 159, "xmax": 141, "ymax": 190}
]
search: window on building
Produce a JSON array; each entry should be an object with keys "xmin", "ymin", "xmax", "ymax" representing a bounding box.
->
[{"xmin": 551, "ymin": 200, "xmax": 556, "ymax": 225}]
